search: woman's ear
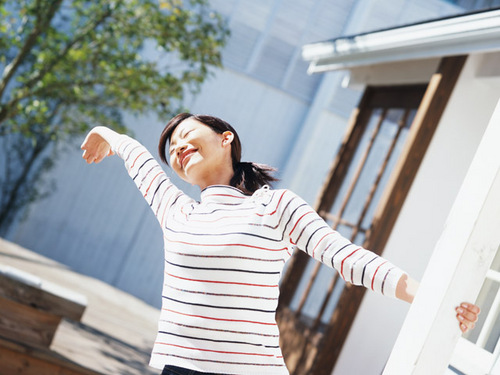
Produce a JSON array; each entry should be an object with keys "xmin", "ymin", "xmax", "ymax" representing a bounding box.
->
[{"xmin": 221, "ymin": 131, "xmax": 234, "ymax": 146}]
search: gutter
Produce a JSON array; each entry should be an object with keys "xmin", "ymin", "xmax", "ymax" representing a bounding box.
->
[{"xmin": 303, "ymin": 9, "xmax": 500, "ymax": 73}]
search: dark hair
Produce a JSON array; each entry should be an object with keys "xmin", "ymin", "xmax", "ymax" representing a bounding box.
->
[{"xmin": 158, "ymin": 113, "xmax": 278, "ymax": 194}]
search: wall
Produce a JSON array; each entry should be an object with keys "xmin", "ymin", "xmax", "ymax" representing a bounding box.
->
[
  {"xmin": 7, "ymin": 0, "xmax": 358, "ymax": 307},
  {"xmin": 332, "ymin": 52, "xmax": 500, "ymax": 375}
]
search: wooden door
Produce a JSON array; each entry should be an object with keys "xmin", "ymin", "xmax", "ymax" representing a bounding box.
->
[{"xmin": 277, "ymin": 56, "xmax": 467, "ymax": 375}]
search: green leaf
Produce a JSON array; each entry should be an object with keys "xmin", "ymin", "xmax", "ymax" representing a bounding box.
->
[{"xmin": 0, "ymin": 0, "xmax": 229, "ymax": 229}]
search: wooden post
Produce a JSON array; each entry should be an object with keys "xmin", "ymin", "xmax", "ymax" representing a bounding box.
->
[
  {"xmin": 0, "ymin": 266, "xmax": 87, "ymax": 321},
  {"xmin": 0, "ymin": 265, "xmax": 87, "ymax": 348},
  {"xmin": 384, "ymin": 98, "xmax": 500, "ymax": 374}
]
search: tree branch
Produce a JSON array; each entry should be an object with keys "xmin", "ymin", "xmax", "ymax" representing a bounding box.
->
[
  {"xmin": 0, "ymin": 0, "xmax": 63, "ymax": 100},
  {"xmin": 0, "ymin": 1, "xmax": 116, "ymax": 128},
  {"xmin": 23, "ymin": 3, "xmax": 117, "ymax": 92}
]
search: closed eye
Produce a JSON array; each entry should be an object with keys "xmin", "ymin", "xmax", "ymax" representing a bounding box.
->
[{"xmin": 169, "ymin": 129, "xmax": 194, "ymax": 156}]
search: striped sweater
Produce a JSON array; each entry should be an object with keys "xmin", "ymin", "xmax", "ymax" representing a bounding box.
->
[{"xmin": 107, "ymin": 133, "xmax": 406, "ymax": 374}]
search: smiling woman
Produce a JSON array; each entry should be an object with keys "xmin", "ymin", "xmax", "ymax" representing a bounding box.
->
[
  {"xmin": 165, "ymin": 116, "xmax": 235, "ymax": 189},
  {"xmin": 80, "ymin": 113, "xmax": 479, "ymax": 375},
  {"xmin": 159, "ymin": 113, "xmax": 278, "ymax": 193}
]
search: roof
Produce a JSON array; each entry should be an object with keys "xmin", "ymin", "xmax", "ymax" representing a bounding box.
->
[{"xmin": 303, "ymin": 8, "xmax": 500, "ymax": 73}]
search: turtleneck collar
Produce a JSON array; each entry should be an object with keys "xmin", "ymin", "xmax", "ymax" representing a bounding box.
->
[{"xmin": 200, "ymin": 185, "xmax": 250, "ymax": 204}]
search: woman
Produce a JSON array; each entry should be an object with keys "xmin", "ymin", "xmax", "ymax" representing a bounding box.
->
[{"xmin": 81, "ymin": 113, "xmax": 479, "ymax": 375}]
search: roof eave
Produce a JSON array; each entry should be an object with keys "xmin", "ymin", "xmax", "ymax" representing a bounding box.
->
[{"xmin": 303, "ymin": 9, "xmax": 500, "ymax": 74}]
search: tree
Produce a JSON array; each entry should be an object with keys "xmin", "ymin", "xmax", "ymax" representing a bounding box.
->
[{"xmin": 0, "ymin": 0, "xmax": 229, "ymax": 234}]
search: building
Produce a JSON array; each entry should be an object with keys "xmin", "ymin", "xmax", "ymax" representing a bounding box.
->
[
  {"xmin": 6, "ymin": 1, "xmax": 500, "ymax": 374},
  {"xmin": 298, "ymin": 6, "xmax": 500, "ymax": 375}
]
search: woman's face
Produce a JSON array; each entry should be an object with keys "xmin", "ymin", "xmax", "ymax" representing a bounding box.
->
[{"xmin": 169, "ymin": 117, "xmax": 234, "ymax": 189}]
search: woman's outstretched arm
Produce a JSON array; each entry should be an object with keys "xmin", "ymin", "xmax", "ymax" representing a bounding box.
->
[
  {"xmin": 279, "ymin": 189, "xmax": 480, "ymax": 334},
  {"xmin": 81, "ymin": 126, "xmax": 192, "ymax": 227}
]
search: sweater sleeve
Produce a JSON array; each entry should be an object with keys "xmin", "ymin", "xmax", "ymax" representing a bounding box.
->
[
  {"xmin": 281, "ymin": 190, "xmax": 405, "ymax": 299},
  {"xmin": 102, "ymin": 129, "xmax": 189, "ymax": 227}
]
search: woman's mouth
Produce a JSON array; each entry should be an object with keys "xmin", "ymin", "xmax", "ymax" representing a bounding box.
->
[{"xmin": 180, "ymin": 149, "xmax": 197, "ymax": 169}]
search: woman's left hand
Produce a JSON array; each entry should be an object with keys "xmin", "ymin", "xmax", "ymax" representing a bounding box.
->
[{"xmin": 456, "ymin": 303, "xmax": 480, "ymax": 333}]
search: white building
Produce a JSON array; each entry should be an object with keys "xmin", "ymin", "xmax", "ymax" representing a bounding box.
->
[{"xmin": 300, "ymin": 7, "xmax": 500, "ymax": 375}]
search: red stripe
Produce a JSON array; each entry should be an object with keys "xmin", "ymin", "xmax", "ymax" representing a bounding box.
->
[
  {"xmin": 155, "ymin": 341, "xmax": 275, "ymax": 357},
  {"xmin": 371, "ymin": 261, "xmax": 388, "ymax": 291},
  {"xmin": 256, "ymin": 190, "xmax": 287, "ymax": 217},
  {"xmin": 165, "ymin": 272, "xmax": 278, "ymax": 288},
  {"xmin": 144, "ymin": 172, "xmax": 163, "ymax": 197},
  {"xmin": 340, "ymin": 247, "xmax": 361, "ymax": 280},
  {"xmin": 162, "ymin": 308, "xmax": 275, "ymax": 326},
  {"xmin": 130, "ymin": 151, "xmax": 146, "ymax": 169},
  {"xmin": 289, "ymin": 211, "xmax": 314, "ymax": 238},
  {"xmin": 165, "ymin": 238, "xmax": 288, "ymax": 252},
  {"xmin": 311, "ymin": 232, "xmax": 335, "ymax": 258}
]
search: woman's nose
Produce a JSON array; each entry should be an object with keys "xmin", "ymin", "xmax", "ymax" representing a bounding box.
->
[{"xmin": 176, "ymin": 144, "xmax": 187, "ymax": 155}]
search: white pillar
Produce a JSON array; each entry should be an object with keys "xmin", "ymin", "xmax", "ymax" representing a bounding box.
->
[{"xmin": 384, "ymin": 97, "xmax": 500, "ymax": 375}]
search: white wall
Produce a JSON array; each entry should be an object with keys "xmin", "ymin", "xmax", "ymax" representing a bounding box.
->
[{"xmin": 332, "ymin": 52, "xmax": 500, "ymax": 375}]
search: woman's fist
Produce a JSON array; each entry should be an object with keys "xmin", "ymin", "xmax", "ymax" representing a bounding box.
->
[{"xmin": 81, "ymin": 129, "xmax": 114, "ymax": 164}]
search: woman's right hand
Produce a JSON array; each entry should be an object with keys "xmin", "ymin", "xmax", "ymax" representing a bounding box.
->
[{"xmin": 81, "ymin": 128, "xmax": 115, "ymax": 164}]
